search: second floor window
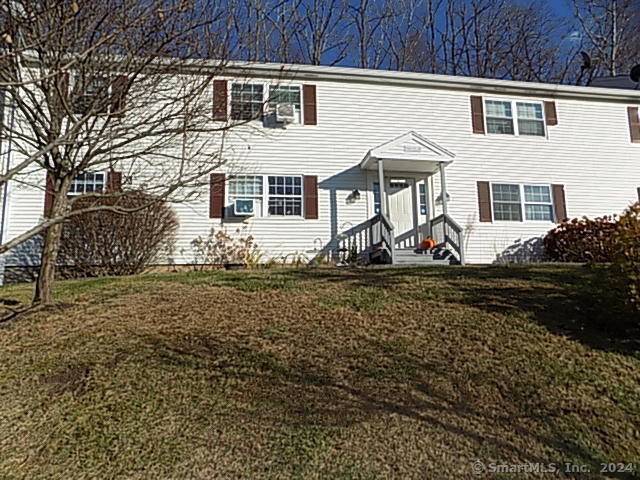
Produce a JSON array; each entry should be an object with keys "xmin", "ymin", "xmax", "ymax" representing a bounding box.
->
[
  {"xmin": 485, "ymin": 99, "xmax": 545, "ymax": 137},
  {"xmin": 516, "ymin": 103, "xmax": 545, "ymax": 136},
  {"xmin": 73, "ymin": 76, "xmax": 110, "ymax": 115},
  {"xmin": 231, "ymin": 83, "xmax": 264, "ymax": 121},
  {"xmin": 486, "ymin": 100, "xmax": 514, "ymax": 135},
  {"xmin": 269, "ymin": 85, "xmax": 301, "ymax": 123}
]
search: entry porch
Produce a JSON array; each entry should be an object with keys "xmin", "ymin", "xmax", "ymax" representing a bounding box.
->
[{"xmin": 337, "ymin": 131, "xmax": 465, "ymax": 265}]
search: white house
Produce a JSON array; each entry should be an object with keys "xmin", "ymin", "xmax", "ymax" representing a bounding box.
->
[{"xmin": 2, "ymin": 62, "xmax": 640, "ymax": 278}]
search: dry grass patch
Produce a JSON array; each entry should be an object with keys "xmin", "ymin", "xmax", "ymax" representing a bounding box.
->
[{"xmin": 0, "ymin": 265, "xmax": 639, "ymax": 479}]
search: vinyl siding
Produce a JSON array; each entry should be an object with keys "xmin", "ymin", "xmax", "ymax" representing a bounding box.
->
[{"xmin": 2, "ymin": 72, "xmax": 639, "ymax": 267}]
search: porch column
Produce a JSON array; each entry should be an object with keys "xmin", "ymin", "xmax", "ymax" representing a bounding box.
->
[
  {"xmin": 377, "ymin": 159, "xmax": 386, "ymax": 215},
  {"xmin": 426, "ymin": 175, "xmax": 434, "ymax": 237},
  {"xmin": 439, "ymin": 162, "xmax": 448, "ymax": 215}
]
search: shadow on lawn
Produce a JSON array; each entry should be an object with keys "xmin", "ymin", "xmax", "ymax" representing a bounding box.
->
[
  {"xmin": 278, "ymin": 265, "xmax": 640, "ymax": 355},
  {"xmin": 139, "ymin": 331, "xmax": 637, "ymax": 479}
]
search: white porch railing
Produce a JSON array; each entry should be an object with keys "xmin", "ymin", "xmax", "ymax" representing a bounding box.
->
[
  {"xmin": 336, "ymin": 213, "xmax": 395, "ymax": 264},
  {"xmin": 430, "ymin": 213, "xmax": 465, "ymax": 265}
]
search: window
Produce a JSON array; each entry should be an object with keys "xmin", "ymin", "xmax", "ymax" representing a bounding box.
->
[
  {"xmin": 419, "ymin": 183, "xmax": 427, "ymax": 215},
  {"xmin": 228, "ymin": 175, "xmax": 264, "ymax": 216},
  {"xmin": 485, "ymin": 100, "xmax": 514, "ymax": 135},
  {"xmin": 492, "ymin": 184, "xmax": 522, "ymax": 221},
  {"xmin": 73, "ymin": 76, "xmax": 110, "ymax": 115},
  {"xmin": 517, "ymin": 102, "xmax": 545, "ymax": 136},
  {"xmin": 523, "ymin": 185, "xmax": 553, "ymax": 220},
  {"xmin": 269, "ymin": 85, "xmax": 301, "ymax": 123},
  {"xmin": 69, "ymin": 172, "xmax": 105, "ymax": 195},
  {"xmin": 491, "ymin": 183, "xmax": 554, "ymax": 222},
  {"xmin": 268, "ymin": 175, "xmax": 302, "ymax": 216},
  {"xmin": 231, "ymin": 83, "xmax": 264, "ymax": 121},
  {"xmin": 373, "ymin": 182, "xmax": 381, "ymax": 214},
  {"xmin": 389, "ymin": 179, "xmax": 409, "ymax": 189},
  {"xmin": 485, "ymin": 99, "xmax": 546, "ymax": 137}
]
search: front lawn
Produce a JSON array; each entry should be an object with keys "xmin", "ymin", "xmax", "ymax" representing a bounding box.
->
[{"xmin": 0, "ymin": 265, "xmax": 638, "ymax": 479}]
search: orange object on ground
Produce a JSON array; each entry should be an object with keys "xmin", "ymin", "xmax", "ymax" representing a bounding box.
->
[{"xmin": 421, "ymin": 238, "xmax": 436, "ymax": 249}]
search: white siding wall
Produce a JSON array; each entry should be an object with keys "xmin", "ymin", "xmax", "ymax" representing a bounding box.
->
[{"xmin": 3, "ymin": 73, "xmax": 640, "ymax": 267}]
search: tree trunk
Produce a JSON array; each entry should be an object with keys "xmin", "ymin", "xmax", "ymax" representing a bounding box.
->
[{"xmin": 33, "ymin": 177, "xmax": 70, "ymax": 305}]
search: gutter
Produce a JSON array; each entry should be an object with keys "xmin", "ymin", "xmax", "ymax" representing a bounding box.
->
[{"xmin": 220, "ymin": 62, "xmax": 640, "ymax": 104}]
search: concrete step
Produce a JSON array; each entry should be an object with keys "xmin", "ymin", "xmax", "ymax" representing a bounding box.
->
[
  {"xmin": 393, "ymin": 248, "xmax": 456, "ymax": 265},
  {"xmin": 393, "ymin": 259, "xmax": 451, "ymax": 265}
]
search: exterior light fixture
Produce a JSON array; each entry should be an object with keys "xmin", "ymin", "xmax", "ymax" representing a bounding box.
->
[{"xmin": 351, "ymin": 189, "xmax": 361, "ymax": 200}]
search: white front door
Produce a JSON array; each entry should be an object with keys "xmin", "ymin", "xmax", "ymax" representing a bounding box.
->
[{"xmin": 386, "ymin": 178, "xmax": 418, "ymax": 248}]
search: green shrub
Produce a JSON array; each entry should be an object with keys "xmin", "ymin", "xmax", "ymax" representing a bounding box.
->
[
  {"xmin": 543, "ymin": 215, "xmax": 617, "ymax": 263},
  {"xmin": 544, "ymin": 202, "xmax": 640, "ymax": 312},
  {"xmin": 611, "ymin": 202, "xmax": 640, "ymax": 311}
]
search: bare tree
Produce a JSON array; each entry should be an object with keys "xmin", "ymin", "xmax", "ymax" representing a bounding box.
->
[
  {"xmin": 571, "ymin": 0, "xmax": 640, "ymax": 83},
  {"xmin": 347, "ymin": 0, "xmax": 392, "ymax": 69},
  {"xmin": 377, "ymin": 0, "xmax": 441, "ymax": 72},
  {"xmin": 0, "ymin": 0, "xmax": 247, "ymax": 305},
  {"xmin": 293, "ymin": 0, "xmax": 351, "ymax": 65}
]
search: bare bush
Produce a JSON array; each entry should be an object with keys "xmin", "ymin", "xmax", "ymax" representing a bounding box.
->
[
  {"xmin": 58, "ymin": 191, "xmax": 178, "ymax": 277},
  {"xmin": 190, "ymin": 226, "xmax": 262, "ymax": 268}
]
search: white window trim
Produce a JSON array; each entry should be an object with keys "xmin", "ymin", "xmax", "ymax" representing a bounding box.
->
[
  {"xmin": 72, "ymin": 75, "xmax": 112, "ymax": 116},
  {"xmin": 266, "ymin": 174, "xmax": 304, "ymax": 217},
  {"xmin": 490, "ymin": 182, "xmax": 555, "ymax": 223},
  {"xmin": 229, "ymin": 82, "xmax": 266, "ymax": 123},
  {"xmin": 227, "ymin": 174, "xmax": 265, "ymax": 216},
  {"xmin": 226, "ymin": 174, "xmax": 305, "ymax": 218},
  {"xmin": 68, "ymin": 171, "xmax": 107, "ymax": 196},
  {"xmin": 228, "ymin": 81, "xmax": 304, "ymax": 124},
  {"xmin": 268, "ymin": 84, "xmax": 303, "ymax": 124},
  {"xmin": 484, "ymin": 98, "xmax": 547, "ymax": 138}
]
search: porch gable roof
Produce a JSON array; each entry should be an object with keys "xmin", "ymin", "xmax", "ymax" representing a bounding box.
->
[{"xmin": 360, "ymin": 131, "xmax": 455, "ymax": 174}]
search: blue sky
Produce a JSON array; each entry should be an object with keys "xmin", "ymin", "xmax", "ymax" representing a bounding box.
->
[{"xmin": 546, "ymin": 0, "xmax": 573, "ymax": 16}]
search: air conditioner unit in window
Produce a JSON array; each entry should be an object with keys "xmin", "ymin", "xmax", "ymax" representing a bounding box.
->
[
  {"xmin": 233, "ymin": 199, "xmax": 255, "ymax": 216},
  {"xmin": 275, "ymin": 103, "xmax": 295, "ymax": 123}
]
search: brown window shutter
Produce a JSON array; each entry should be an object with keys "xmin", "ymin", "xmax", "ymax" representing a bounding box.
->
[
  {"xmin": 544, "ymin": 101, "xmax": 558, "ymax": 126},
  {"xmin": 552, "ymin": 184, "xmax": 567, "ymax": 222},
  {"xmin": 213, "ymin": 80, "xmax": 228, "ymax": 121},
  {"xmin": 110, "ymin": 75, "xmax": 129, "ymax": 118},
  {"xmin": 106, "ymin": 171, "xmax": 123, "ymax": 192},
  {"xmin": 303, "ymin": 85, "xmax": 317, "ymax": 125},
  {"xmin": 476, "ymin": 181, "xmax": 492, "ymax": 222},
  {"xmin": 628, "ymin": 107, "xmax": 640, "ymax": 143},
  {"xmin": 303, "ymin": 175, "xmax": 318, "ymax": 219},
  {"xmin": 637, "ymin": 187, "xmax": 640, "ymax": 202},
  {"xmin": 210, "ymin": 173, "xmax": 225, "ymax": 218},
  {"xmin": 470, "ymin": 96, "xmax": 485, "ymax": 134},
  {"xmin": 44, "ymin": 171, "xmax": 55, "ymax": 217}
]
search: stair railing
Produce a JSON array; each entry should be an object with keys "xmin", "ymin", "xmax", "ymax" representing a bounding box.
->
[
  {"xmin": 430, "ymin": 213, "xmax": 465, "ymax": 265},
  {"xmin": 336, "ymin": 213, "xmax": 395, "ymax": 264}
]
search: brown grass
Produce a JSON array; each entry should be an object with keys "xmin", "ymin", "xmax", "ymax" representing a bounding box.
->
[{"xmin": 0, "ymin": 265, "xmax": 638, "ymax": 479}]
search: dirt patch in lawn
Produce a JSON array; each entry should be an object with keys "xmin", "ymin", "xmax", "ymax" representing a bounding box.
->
[{"xmin": 0, "ymin": 266, "xmax": 638, "ymax": 479}]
